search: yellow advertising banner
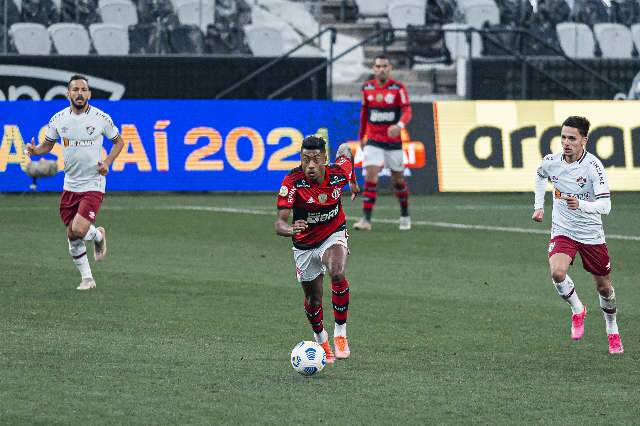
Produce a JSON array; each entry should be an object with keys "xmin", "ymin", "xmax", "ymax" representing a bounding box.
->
[{"xmin": 434, "ymin": 101, "xmax": 640, "ymax": 191}]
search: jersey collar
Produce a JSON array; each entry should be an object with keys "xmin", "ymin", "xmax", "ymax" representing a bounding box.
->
[{"xmin": 562, "ymin": 149, "xmax": 587, "ymax": 165}]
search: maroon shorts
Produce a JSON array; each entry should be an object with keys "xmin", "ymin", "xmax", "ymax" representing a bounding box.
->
[
  {"xmin": 59, "ymin": 190, "xmax": 104, "ymax": 226},
  {"xmin": 548, "ymin": 235, "xmax": 611, "ymax": 276}
]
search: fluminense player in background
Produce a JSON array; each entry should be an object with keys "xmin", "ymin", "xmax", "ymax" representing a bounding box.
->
[
  {"xmin": 275, "ymin": 136, "xmax": 360, "ymax": 363},
  {"xmin": 532, "ymin": 116, "xmax": 623, "ymax": 354},
  {"xmin": 25, "ymin": 75, "xmax": 124, "ymax": 291}
]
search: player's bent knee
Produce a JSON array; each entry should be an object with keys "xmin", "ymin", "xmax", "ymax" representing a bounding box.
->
[
  {"xmin": 306, "ymin": 297, "xmax": 322, "ymax": 309},
  {"xmin": 551, "ymin": 270, "xmax": 567, "ymax": 283},
  {"xmin": 330, "ymin": 272, "xmax": 345, "ymax": 283}
]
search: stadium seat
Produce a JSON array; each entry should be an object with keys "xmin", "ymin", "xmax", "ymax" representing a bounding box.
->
[
  {"xmin": 176, "ymin": 1, "xmax": 215, "ymax": 33},
  {"xmin": 354, "ymin": 0, "xmax": 393, "ymax": 20},
  {"xmin": 631, "ymin": 23, "xmax": 640, "ymax": 54},
  {"xmin": 556, "ymin": 22, "xmax": 595, "ymax": 58},
  {"xmin": 462, "ymin": 1, "xmax": 500, "ymax": 29},
  {"xmin": 89, "ymin": 23, "xmax": 129, "ymax": 54},
  {"xmin": 48, "ymin": 23, "xmax": 91, "ymax": 55},
  {"xmin": 99, "ymin": 0, "xmax": 138, "ymax": 27},
  {"xmin": 593, "ymin": 23, "xmax": 633, "ymax": 58},
  {"xmin": 388, "ymin": 0, "xmax": 426, "ymax": 28},
  {"xmin": 443, "ymin": 22, "xmax": 482, "ymax": 58},
  {"xmin": 169, "ymin": 24, "xmax": 205, "ymax": 53},
  {"xmin": 9, "ymin": 23, "xmax": 51, "ymax": 54},
  {"xmin": 244, "ymin": 23, "xmax": 285, "ymax": 56}
]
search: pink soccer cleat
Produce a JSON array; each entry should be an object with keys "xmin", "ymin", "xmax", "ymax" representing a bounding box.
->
[
  {"xmin": 319, "ymin": 340, "xmax": 335, "ymax": 364},
  {"xmin": 333, "ymin": 336, "xmax": 350, "ymax": 359},
  {"xmin": 571, "ymin": 307, "xmax": 586, "ymax": 340},
  {"xmin": 607, "ymin": 333, "xmax": 624, "ymax": 354}
]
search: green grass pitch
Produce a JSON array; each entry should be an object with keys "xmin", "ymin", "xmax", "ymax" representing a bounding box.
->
[{"xmin": 1, "ymin": 192, "xmax": 639, "ymax": 424}]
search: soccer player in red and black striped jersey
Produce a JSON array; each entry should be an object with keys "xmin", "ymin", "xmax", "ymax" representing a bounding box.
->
[
  {"xmin": 354, "ymin": 55, "xmax": 412, "ymax": 231},
  {"xmin": 275, "ymin": 136, "xmax": 360, "ymax": 362}
]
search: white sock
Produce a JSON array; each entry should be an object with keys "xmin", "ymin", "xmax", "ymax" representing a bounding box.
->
[
  {"xmin": 314, "ymin": 329, "xmax": 328, "ymax": 344},
  {"xmin": 69, "ymin": 239, "xmax": 92, "ymax": 279},
  {"xmin": 553, "ymin": 275, "xmax": 584, "ymax": 314},
  {"xmin": 334, "ymin": 322, "xmax": 346, "ymax": 337},
  {"xmin": 599, "ymin": 287, "xmax": 619, "ymax": 334},
  {"xmin": 83, "ymin": 225, "xmax": 103, "ymax": 242}
]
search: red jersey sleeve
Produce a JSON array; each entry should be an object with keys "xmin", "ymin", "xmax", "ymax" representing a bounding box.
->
[
  {"xmin": 398, "ymin": 84, "xmax": 412, "ymax": 126},
  {"xmin": 358, "ymin": 87, "xmax": 368, "ymax": 140},
  {"xmin": 276, "ymin": 174, "xmax": 296, "ymax": 209},
  {"xmin": 335, "ymin": 156, "xmax": 355, "ymax": 183}
]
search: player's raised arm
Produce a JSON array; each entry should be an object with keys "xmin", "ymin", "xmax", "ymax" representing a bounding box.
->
[
  {"xmin": 335, "ymin": 143, "xmax": 360, "ymax": 200},
  {"xmin": 25, "ymin": 137, "xmax": 55, "ymax": 157}
]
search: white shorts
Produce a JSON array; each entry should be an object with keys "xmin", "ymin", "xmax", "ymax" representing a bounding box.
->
[
  {"xmin": 292, "ymin": 229, "xmax": 348, "ymax": 282},
  {"xmin": 362, "ymin": 144, "xmax": 404, "ymax": 172}
]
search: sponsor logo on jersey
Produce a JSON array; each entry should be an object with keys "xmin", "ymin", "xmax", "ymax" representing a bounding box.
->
[
  {"xmin": 86, "ymin": 126, "xmax": 95, "ymax": 135},
  {"xmin": 367, "ymin": 95, "xmax": 373, "ymax": 101},
  {"xmin": 329, "ymin": 175, "xmax": 346, "ymax": 185},
  {"xmin": 295, "ymin": 179, "xmax": 311, "ymax": 188},
  {"xmin": 318, "ymin": 193, "xmax": 328, "ymax": 204},
  {"xmin": 287, "ymin": 187, "xmax": 297, "ymax": 204},
  {"xmin": 306, "ymin": 204, "xmax": 339, "ymax": 224},
  {"xmin": 384, "ymin": 93, "xmax": 395, "ymax": 104},
  {"xmin": 307, "ymin": 196, "xmax": 315, "ymax": 204},
  {"xmin": 61, "ymin": 126, "xmax": 68, "ymax": 134},
  {"xmin": 279, "ymin": 185, "xmax": 288, "ymax": 197},
  {"xmin": 66, "ymin": 139, "xmax": 98, "ymax": 147},
  {"xmin": 576, "ymin": 176, "xmax": 587, "ymax": 188},
  {"xmin": 551, "ymin": 175, "xmax": 558, "ymax": 182},
  {"xmin": 369, "ymin": 109, "xmax": 397, "ymax": 123}
]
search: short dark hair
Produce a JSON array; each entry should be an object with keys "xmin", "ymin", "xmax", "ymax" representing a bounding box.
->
[
  {"xmin": 562, "ymin": 116, "xmax": 590, "ymax": 137},
  {"xmin": 68, "ymin": 74, "xmax": 89, "ymax": 88},
  {"xmin": 373, "ymin": 54, "xmax": 390, "ymax": 64},
  {"xmin": 301, "ymin": 135, "xmax": 326, "ymax": 152}
]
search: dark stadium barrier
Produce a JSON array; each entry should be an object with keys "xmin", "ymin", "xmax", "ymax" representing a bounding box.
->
[
  {"xmin": 0, "ymin": 56, "xmax": 327, "ymax": 100},
  {"xmin": 433, "ymin": 100, "xmax": 640, "ymax": 191},
  {"xmin": 0, "ymin": 100, "xmax": 439, "ymax": 193},
  {"xmin": 470, "ymin": 57, "xmax": 636, "ymax": 100}
]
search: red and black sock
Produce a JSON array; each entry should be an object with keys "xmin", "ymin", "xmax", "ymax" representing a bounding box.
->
[
  {"xmin": 304, "ymin": 299, "xmax": 324, "ymax": 334},
  {"xmin": 331, "ymin": 279, "xmax": 350, "ymax": 325},
  {"xmin": 394, "ymin": 181, "xmax": 409, "ymax": 217},
  {"xmin": 362, "ymin": 181, "xmax": 377, "ymax": 221}
]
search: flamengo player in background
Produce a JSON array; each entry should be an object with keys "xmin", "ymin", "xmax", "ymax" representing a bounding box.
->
[
  {"xmin": 26, "ymin": 75, "xmax": 124, "ymax": 291},
  {"xmin": 275, "ymin": 136, "xmax": 360, "ymax": 362},
  {"xmin": 354, "ymin": 54, "xmax": 412, "ymax": 231},
  {"xmin": 532, "ymin": 116, "xmax": 623, "ymax": 354}
]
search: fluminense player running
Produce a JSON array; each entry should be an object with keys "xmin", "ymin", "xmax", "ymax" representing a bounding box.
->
[
  {"xmin": 275, "ymin": 136, "xmax": 360, "ymax": 362},
  {"xmin": 25, "ymin": 74, "xmax": 124, "ymax": 291},
  {"xmin": 532, "ymin": 116, "xmax": 623, "ymax": 354}
]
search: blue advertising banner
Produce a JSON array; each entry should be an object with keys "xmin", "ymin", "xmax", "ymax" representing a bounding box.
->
[{"xmin": 0, "ymin": 100, "xmax": 361, "ymax": 192}]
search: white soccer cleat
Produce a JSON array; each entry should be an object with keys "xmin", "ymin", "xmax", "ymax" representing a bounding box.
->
[
  {"xmin": 399, "ymin": 216, "xmax": 411, "ymax": 231},
  {"xmin": 353, "ymin": 218, "xmax": 372, "ymax": 231},
  {"xmin": 76, "ymin": 278, "xmax": 96, "ymax": 290},
  {"xmin": 94, "ymin": 227, "xmax": 107, "ymax": 262}
]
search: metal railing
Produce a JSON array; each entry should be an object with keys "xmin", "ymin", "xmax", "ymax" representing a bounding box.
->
[{"xmin": 215, "ymin": 26, "xmax": 337, "ymax": 99}]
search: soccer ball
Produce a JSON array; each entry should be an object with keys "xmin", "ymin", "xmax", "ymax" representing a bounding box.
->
[{"xmin": 290, "ymin": 341, "xmax": 326, "ymax": 376}]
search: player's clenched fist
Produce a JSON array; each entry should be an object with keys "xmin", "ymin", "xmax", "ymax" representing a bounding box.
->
[
  {"xmin": 97, "ymin": 161, "xmax": 110, "ymax": 176},
  {"xmin": 532, "ymin": 209, "xmax": 544, "ymax": 222},
  {"xmin": 291, "ymin": 220, "xmax": 308, "ymax": 234}
]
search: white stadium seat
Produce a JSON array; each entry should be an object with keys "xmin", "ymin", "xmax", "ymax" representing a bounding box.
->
[
  {"xmin": 556, "ymin": 22, "xmax": 595, "ymax": 58},
  {"xmin": 443, "ymin": 23, "xmax": 482, "ymax": 58},
  {"xmin": 388, "ymin": 0, "xmax": 426, "ymax": 28},
  {"xmin": 89, "ymin": 24, "xmax": 130, "ymax": 55},
  {"xmin": 244, "ymin": 23, "xmax": 285, "ymax": 56},
  {"xmin": 354, "ymin": 0, "xmax": 393, "ymax": 19},
  {"xmin": 176, "ymin": 1, "xmax": 215, "ymax": 33},
  {"xmin": 9, "ymin": 23, "xmax": 51, "ymax": 54},
  {"xmin": 462, "ymin": 1, "xmax": 500, "ymax": 29},
  {"xmin": 593, "ymin": 23, "xmax": 633, "ymax": 59},
  {"xmin": 48, "ymin": 23, "xmax": 91, "ymax": 55},
  {"xmin": 99, "ymin": 0, "xmax": 138, "ymax": 27}
]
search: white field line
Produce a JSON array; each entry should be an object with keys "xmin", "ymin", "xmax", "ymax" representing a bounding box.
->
[{"xmin": 2, "ymin": 204, "xmax": 640, "ymax": 242}]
